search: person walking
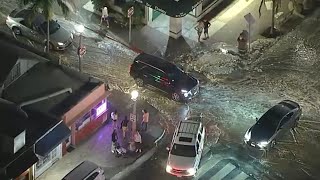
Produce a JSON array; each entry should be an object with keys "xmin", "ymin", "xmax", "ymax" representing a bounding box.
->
[
  {"xmin": 194, "ymin": 20, "xmax": 204, "ymax": 42},
  {"xmin": 203, "ymin": 19, "xmax": 211, "ymax": 40},
  {"xmin": 100, "ymin": 6, "xmax": 110, "ymax": 28},
  {"xmin": 111, "ymin": 110, "xmax": 118, "ymax": 129},
  {"xmin": 141, "ymin": 109, "xmax": 149, "ymax": 132},
  {"xmin": 133, "ymin": 131, "xmax": 142, "ymax": 153},
  {"xmin": 121, "ymin": 116, "xmax": 129, "ymax": 139}
]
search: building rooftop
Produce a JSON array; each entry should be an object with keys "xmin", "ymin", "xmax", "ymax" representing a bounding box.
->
[
  {"xmin": 0, "ymin": 31, "xmax": 48, "ymax": 85},
  {"xmin": 2, "ymin": 62, "xmax": 103, "ymax": 117},
  {"xmin": 0, "ymin": 101, "xmax": 60, "ymax": 175},
  {"xmin": 0, "ymin": 98, "xmax": 28, "ymax": 137}
]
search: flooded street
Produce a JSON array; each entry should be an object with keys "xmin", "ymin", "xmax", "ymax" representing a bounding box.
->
[{"xmin": 1, "ymin": 0, "xmax": 320, "ymax": 177}]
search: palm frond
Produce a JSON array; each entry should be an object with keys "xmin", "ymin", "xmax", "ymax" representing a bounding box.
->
[
  {"xmin": 56, "ymin": 0, "xmax": 71, "ymax": 16},
  {"xmin": 259, "ymin": 0, "xmax": 265, "ymax": 17}
]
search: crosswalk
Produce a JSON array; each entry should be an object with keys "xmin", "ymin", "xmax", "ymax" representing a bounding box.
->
[{"xmin": 194, "ymin": 148, "xmax": 253, "ymax": 180}]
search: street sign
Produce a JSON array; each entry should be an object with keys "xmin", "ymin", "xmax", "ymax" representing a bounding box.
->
[
  {"xmin": 244, "ymin": 13, "xmax": 255, "ymax": 53},
  {"xmin": 130, "ymin": 113, "xmax": 136, "ymax": 122},
  {"xmin": 244, "ymin": 13, "xmax": 255, "ymax": 25},
  {"xmin": 127, "ymin": 6, "xmax": 134, "ymax": 17},
  {"xmin": 77, "ymin": 46, "xmax": 86, "ymax": 57}
]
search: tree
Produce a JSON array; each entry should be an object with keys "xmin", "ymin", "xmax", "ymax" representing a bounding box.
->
[
  {"xmin": 259, "ymin": 0, "xmax": 281, "ymax": 36},
  {"xmin": 20, "ymin": 0, "xmax": 71, "ymax": 52}
]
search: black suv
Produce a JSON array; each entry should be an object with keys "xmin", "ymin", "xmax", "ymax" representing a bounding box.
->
[{"xmin": 130, "ymin": 53, "xmax": 199, "ymax": 101}]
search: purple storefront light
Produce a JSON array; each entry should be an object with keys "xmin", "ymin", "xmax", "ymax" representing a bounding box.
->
[{"xmin": 93, "ymin": 99, "xmax": 107, "ymax": 119}]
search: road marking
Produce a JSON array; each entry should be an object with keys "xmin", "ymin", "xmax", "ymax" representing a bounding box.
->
[
  {"xmin": 209, "ymin": 163, "xmax": 236, "ymax": 180},
  {"xmin": 232, "ymin": 172, "xmax": 249, "ymax": 180},
  {"xmin": 195, "ymin": 157, "xmax": 223, "ymax": 180}
]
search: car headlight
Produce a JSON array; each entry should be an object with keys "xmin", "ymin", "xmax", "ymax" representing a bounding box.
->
[
  {"xmin": 166, "ymin": 165, "xmax": 172, "ymax": 172},
  {"xmin": 181, "ymin": 89, "xmax": 191, "ymax": 97},
  {"xmin": 187, "ymin": 168, "xmax": 196, "ymax": 175},
  {"xmin": 70, "ymin": 33, "xmax": 73, "ymax": 39},
  {"xmin": 58, "ymin": 42, "xmax": 64, "ymax": 46},
  {"xmin": 257, "ymin": 141, "xmax": 268, "ymax": 148},
  {"xmin": 244, "ymin": 130, "xmax": 251, "ymax": 142}
]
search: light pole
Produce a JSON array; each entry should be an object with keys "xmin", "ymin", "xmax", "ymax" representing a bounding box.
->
[
  {"xmin": 75, "ymin": 24, "xmax": 85, "ymax": 72},
  {"xmin": 131, "ymin": 90, "xmax": 139, "ymax": 133}
]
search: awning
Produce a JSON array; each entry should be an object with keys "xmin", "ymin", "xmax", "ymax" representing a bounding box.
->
[
  {"xmin": 35, "ymin": 122, "xmax": 71, "ymax": 156},
  {"xmin": 6, "ymin": 147, "xmax": 38, "ymax": 179},
  {"xmin": 135, "ymin": 0, "xmax": 204, "ymax": 17}
]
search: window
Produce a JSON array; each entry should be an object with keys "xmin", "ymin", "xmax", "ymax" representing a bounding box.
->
[
  {"xmin": 196, "ymin": 142, "xmax": 200, "ymax": 153},
  {"xmin": 171, "ymin": 144, "xmax": 196, "ymax": 157},
  {"xmin": 280, "ymin": 112, "xmax": 294, "ymax": 127},
  {"xmin": 75, "ymin": 112, "xmax": 91, "ymax": 131},
  {"xmin": 86, "ymin": 172, "xmax": 99, "ymax": 180},
  {"xmin": 197, "ymin": 134, "xmax": 201, "ymax": 142},
  {"xmin": 179, "ymin": 137, "xmax": 192, "ymax": 142}
]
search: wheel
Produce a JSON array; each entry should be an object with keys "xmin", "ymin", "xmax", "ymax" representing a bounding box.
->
[
  {"xmin": 171, "ymin": 92, "xmax": 180, "ymax": 101},
  {"xmin": 135, "ymin": 78, "xmax": 144, "ymax": 87},
  {"xmin": 293, "ymin": 118, "xmax": 300, "ymax": 128},
  {"xmin": 12, "ymin": 27, "xmax": 21, "ymax": 35}
]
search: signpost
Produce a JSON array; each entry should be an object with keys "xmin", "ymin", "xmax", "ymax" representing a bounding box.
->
[
  {"xmin": 77, "ymin": 46, "xmax": 86, "ymax": 57},
  {"xmin": 127, "ymin": 6, "xmax": 134, "ymax": 43},
  {"xmin": 244, "ymin": 13, "xmax": 255, "ymax": 53}
]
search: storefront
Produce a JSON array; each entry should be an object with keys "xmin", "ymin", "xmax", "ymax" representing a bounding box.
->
[
  {"xmin": 34, "ymin": 120, "xmax": 71, "ymax": 178},
  {"xmin": 62, "ymin": 83, "xmax": 109, "ymax": 153},
  {"xmin": 34, "ymin": 144, "xmax": 62, "ymax": 178},
  {"xmin": 137, "ymin": 0, "xmax": 205, "ymax": 38}
]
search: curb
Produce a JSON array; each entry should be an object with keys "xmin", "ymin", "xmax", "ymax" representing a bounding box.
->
[{"xmin": 110, "ymin": 129, "xmax": 166, "ymax": 180}]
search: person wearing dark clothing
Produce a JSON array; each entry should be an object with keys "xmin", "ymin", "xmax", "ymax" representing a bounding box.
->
[
  {"xmin": 203, "ymin": 19, "xmax": 211, "ymax": 40},
  {"xmin": 111, "ymin": 129, "xmax": 118, "ymax": 143},
  {"xmin": 111, "ymin": 129, "xmax": 119, "ymax": 153},
  {"xmin": 121, "ymin": 116, "xmax": 129, "ymax": 139}
]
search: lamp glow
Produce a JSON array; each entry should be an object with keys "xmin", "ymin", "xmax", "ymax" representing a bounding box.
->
[
  {"xmin": 131, "ymin": 90, "xmax": 139, "ymax": 101},
  {"xmin": 75, "ymin": 24, "xmax": 84, "ymax": 33}
]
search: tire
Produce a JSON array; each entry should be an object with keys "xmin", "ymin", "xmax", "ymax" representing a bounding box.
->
[
  {"xmin": 135, "ymin": 78, "xmax": 144, "ymax": 87},
  {"xmin": 12, "ymin": 27, "xmax": 21, "ymax": 35},
  {"xmin": 293, "ymin": 117, "xmax": 300, "ymax": 128},
  {"xmin": 171, "ymin": 92, "xmax": 180, "ymax": 101}
]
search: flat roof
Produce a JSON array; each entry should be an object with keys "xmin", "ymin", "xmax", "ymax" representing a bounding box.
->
[
  {"xmin": 0, "ymin": 99, "xmax": 28, "ymax": 137},
  {"xmin": 2, "ymin": 62, "xmax": 103, "ymax": 117}
]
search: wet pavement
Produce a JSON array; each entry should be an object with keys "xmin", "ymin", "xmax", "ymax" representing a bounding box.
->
[{"xmin": 1, "ymin": 0, "xmax": 320, "ymax": 179}]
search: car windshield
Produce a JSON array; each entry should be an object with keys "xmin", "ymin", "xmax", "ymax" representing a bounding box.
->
[
  {"xmin": 171, "ymin": 144, "xmax": 196, "ymax": 157},
  {"xmin": 40, "ymin": 20, "xmax": 60, "ymax": 34}
]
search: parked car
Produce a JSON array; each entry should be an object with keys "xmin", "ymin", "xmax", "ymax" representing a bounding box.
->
[
  {"xmin": 130, "ymin": 53, "xmax": 199, "ymax": 101},
  {"xmin": 6, "ymin": 9, "xmax": 73, "ymax": 50},
  {"xmin": 166, "ymin": 116, "xmax": 205, "ymax": 177},
  {"xmin": 244, "ymin": 100, "xmax": 302, "ymax": 150},
  {"xmin": 62, "ymin": 161, "xmax": 105, "ymax": 180}
]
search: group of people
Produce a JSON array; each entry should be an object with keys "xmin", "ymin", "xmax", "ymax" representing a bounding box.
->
[
  {"xmin": 195, "ymin": 19, "xmax": 211, "ymax": 42},
  {"xmin": 110, "ymin": 109, "xmax": 150, "ymax": 156}
]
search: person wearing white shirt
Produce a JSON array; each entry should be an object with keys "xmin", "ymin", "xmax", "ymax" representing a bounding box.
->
[
  {"xmin": 134, "ymin": 131, "xmax": 142, "ymax": 153},
  {"xmin": 100, "ymin": 6, "xmax": 110, "ymax": 28}
]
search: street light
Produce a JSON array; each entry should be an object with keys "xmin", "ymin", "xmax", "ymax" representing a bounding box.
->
[
  {"xmin": 131, "ymin": 90, "xmax": 139, "ymax": 133},
  {"xmin": 75, "ymin": 24, "xmax": 85, "ymax": 72}
]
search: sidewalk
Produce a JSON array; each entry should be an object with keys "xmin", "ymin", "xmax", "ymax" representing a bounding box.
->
[
  {"xmin": 37, "ymin": 90, "xmax": 165, "ymax": 180},
  {"xmin": 73, "ymin": 0, "xmax": 294, "ymax": 60}
]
